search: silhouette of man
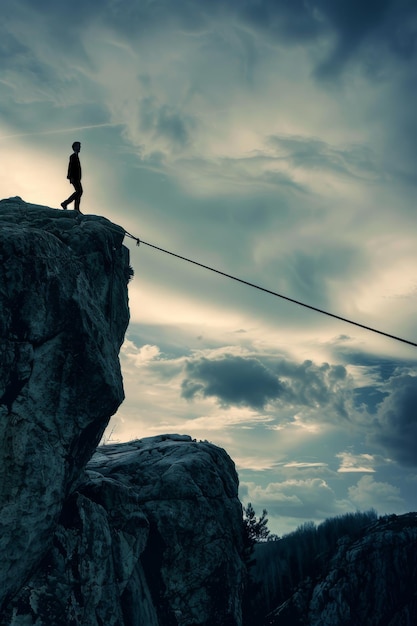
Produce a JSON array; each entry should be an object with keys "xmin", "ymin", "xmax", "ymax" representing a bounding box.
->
[{"xmin": 61, "ymin": 141, "xmax": 83, "ymax": 212}]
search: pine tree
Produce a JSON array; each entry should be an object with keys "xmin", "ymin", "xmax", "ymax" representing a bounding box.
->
[{"xmin": 242, "ymin": 503, "xmax": 272, "ymax": 625}]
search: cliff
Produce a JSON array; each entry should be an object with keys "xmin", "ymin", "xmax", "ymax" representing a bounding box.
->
[{"xmin": 0, "ymin": 198, "xmax": 245, "ymax": 626}]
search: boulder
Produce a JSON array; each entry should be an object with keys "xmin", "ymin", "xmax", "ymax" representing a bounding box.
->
[
  {"xmin": 87, "ymin": 435, "xmax": 246, "ymax": 625},
  {"xmin": 1, "ymin": 436, "xmax": 245, "ymax": 626}
]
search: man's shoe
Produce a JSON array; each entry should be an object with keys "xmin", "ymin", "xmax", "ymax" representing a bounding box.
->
[{"xmin": 61, "ymin": 202, "xmax": 67, "ymax": 210}]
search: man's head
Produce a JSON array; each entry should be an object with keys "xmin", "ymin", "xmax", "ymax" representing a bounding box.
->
[{"xmin": 72, "ymin": 141, "xmax": 81, "ymax": 153}]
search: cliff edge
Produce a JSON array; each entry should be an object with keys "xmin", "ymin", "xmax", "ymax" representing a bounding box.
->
[
  {"xmin": 0, "ymin": 197, "xmax": 130, "ymax": 613},
  {"xmin": 0, "ymin": 198, "xmax": 245, "ymax": 626}
]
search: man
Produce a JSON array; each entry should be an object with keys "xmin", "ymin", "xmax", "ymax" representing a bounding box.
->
[{"xmin": 61, "ymin": 141, "xmax": 83, "ymax": 212}]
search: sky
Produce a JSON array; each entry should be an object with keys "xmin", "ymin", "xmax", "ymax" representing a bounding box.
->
[{"xmin": 1, "ymin": 0, "xmax": 417, "ymax": 536}]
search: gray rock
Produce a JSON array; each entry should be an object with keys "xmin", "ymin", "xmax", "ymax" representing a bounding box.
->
[
  {"xmin": 87, "ymin": 435, "xmax": 246, "ymax": 626},
  {"xmin": 1, "ymin": 436, "xmax": 245, "ymax": 626},
  {"xmin": 0, "ymin": 197, "xmax": 130, "ymax": 612}
]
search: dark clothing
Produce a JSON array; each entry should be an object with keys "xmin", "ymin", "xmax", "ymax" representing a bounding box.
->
[
  {"xmin": 62, "ymin": 151, "xmax": 83, "ymax": 212},
  {"xmin": 67, "ymin": 153, "xmax": 81, "ymax": 183},
  {"xmin": 64, "ymin": 180, "xmax": 83, "ymax": 212}
]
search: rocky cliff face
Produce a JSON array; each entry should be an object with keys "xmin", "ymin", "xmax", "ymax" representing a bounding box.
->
[
  {"xmin": 0, "ymin": 198, "xmax": 245, "ymax": 626},
  {"xmin": 0, "ymin": 197, "xmax": 130, "ymax": 614},
  {"xmin": 87, "ymin": 435, "xmax": 245, "ymax": 626},
  {"xmin": 1, "ymin": 435, "xmax": 245, "ymax": 626},
  {"xmin": 265, "ymin": 513, "xmax": 417, "ymax": 626}
]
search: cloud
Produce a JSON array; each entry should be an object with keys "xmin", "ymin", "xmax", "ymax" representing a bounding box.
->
[
  {"xmin": 180, "ymin": 351, "xmax": 354, "ymax": 417},
  {"xmin": 22, "ymin": 0, "xmax": 415, "ymax": 82},
  {"xmin": 336, "ymin": 451, "xmax": 376, "ymax": 473},
  {"xmin": 139, "ymin": 96, "xmax": 194, "ymax": 154},
  {"xmin": 121, "ymin": 340, "xmax": 161, "ymax": 366},
  {"xmin": 241, "ymin": 469, "xmax": 407, "ymax": 535},
  {"xmin": 1, "ymin": 3, "xmax": 92, "ymax": 104},
  {"xmin": 353, "ymin": 385, "xmax": 389, "ymax": 415},
  {"xmin": 284, "ymin": 461, "xmax": 328, "ymax": 469},
  {"xmin": 181, "ymin": 354, "xmax": 284, "ymax": 409},
  {"xmin": 348, "ymin": 475, "xmax": 405, "ymax": 513},
  {"xmin": 266, "ymin": 134, "xmax": 381, "ymax": 181},
  {"xmin": 188, "ymin": 0, "xmax": 417, "ymax": 80},
  {"xmin": 373, "ymin": 373, "xmax": 417, "ymax": 466},
  {"xmin": 241, "ymin": 477, "xmax": 349, "ymax": 521},
  {"xmin": 281, "ymin": 246, "xmax": 365, "ymax": 311},
  {"xmin": 272, "ymin": 359, "xmax": 351, "ymax": 418},
  {"xmin": 240, "ymin": 0, "xmax": 417, "ymax": 79},
  {"xmin": 324, "ymin": 0, "xmax": 417, "ymax": 74}
]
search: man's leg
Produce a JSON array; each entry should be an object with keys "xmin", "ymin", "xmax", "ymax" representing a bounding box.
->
[
  {"xmin": 74, "ymin": 181, "xmax": 83, "ymax": 212},
  {"xmin": 62, "ymin": 181, "xmax": 83, "ymax": 211}
]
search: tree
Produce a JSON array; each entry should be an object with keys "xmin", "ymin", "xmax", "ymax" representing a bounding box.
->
[
  {"xmin": 243, "ymin": 503, "xmax": 271, "ymax": 544},
  {"xmin": 242, "ymin": 503, "xmax": 272, "ymax": 625},
  {"xmin": 242, "ymin": 503, "xmax": 270, "ymax": 573}
]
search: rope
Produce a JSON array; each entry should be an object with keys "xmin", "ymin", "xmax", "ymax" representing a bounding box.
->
[{"xmin": 123, "ymin": 231, "xmax": 417, "ymax": 349}]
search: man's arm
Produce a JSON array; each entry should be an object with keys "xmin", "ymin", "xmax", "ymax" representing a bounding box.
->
[{"xmin": 67, "ymin": 154, "xmax": 74, "ymax": 180}]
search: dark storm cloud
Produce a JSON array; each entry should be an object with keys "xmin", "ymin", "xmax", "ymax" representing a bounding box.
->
[
  {"xmin": 181, "ymin": 355, "xmax": 284, "ymax": 409},
  {"xmin": 335, "ymin": 348, "xmax": 415, "ymax": 382},
  {"xmin": 332, "ymin": 345, "xmax": 417, "ymax": 422},
  {"xmin": 318, "ymin": 0, "xmax": 417, "ymax": 74},
  {"xmin": 181, "ymin": 354, "xmax": 352, "ymax": 416},
  {"xmin": 272, "ymin": 359, "xmax": 351, "ymax": 419},
  {"xmin": 313, "ymin": 0, "xmax": 393, "ymax": 76},
  {"xmin": 235, "ymin": 0, "xmax": 417, "ymax": 75},
  {"xmin": 354, "ymin": 386, "xmax": 388, "ymax": 415},
  {"xmin": 9, "ymin": 0, "xmax": 417, "ymax": 65},
  {"xmin": 374, "ymin": 373, "xmax": 417, "ymax": 466}
]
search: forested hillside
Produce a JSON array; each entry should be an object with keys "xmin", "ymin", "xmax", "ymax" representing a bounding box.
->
[{"xmin": 244, "ymin": 510, "xmax": 380, "ymax": 624}]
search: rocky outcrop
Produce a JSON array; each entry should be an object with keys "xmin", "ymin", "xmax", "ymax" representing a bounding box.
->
[
  {"xmin": 0, "ymin": 198, "xmax": 245, "ymax": 625},
  {"xmin": 1, "ymin": 435, "xmax": 245, "ymax": 626},
  {"xmin": 0, "ymin": 197, "xmax": 130, "ymax": 614},
  {"xmin": 266, "ymin": 513, "xmax": 417, "ymax": 626},
  {"xmin": 87, "ymin": 435, "xmax": 245, "ymax": 626}
]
